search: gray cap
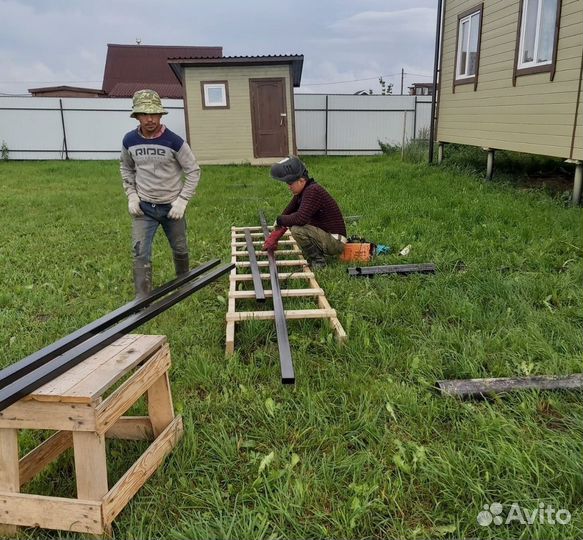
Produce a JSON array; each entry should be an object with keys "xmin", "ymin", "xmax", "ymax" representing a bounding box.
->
[{"xmin": 270, "ymin": 156, "xmax": 308, "ymax": 184}]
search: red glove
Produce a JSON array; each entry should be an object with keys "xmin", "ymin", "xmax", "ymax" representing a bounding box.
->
[{"xmin": 263, "ymin": 227, "xmax": 287, "ymax": 251}]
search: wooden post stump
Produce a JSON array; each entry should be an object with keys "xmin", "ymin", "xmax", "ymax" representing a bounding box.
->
[{"xmin": 0, "ymin": 334, "xmax": 183, "ymax": 535}]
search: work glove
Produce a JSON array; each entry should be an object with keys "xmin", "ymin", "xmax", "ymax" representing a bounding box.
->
[
  {"xmin": 128, "ymin": 193, "xmax": 143, "ymax": 217},
  {"xmin": 263, "ymin": 227, "xmax": 288, "ymax": 252},
  {"xmin": 168, "ymin": 197, "xmax": 188, "ymax": 220}
]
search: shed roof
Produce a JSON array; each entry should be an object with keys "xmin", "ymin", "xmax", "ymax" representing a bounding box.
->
[
  {"xmin": 168, "ymin": 54, "xmax": 304, "ymax": 87},
  {"xmin": 28, "ymin": 85, "xmax": 106, "ymax": 96},
  {"xmin": 103, "ymin": 44, "xmax": 223, "ymax": 97}
]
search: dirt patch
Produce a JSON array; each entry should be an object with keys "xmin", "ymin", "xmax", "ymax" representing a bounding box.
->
[{"xmin": 518, "ymin": 172, "xmax": 573, "ymax": 194}]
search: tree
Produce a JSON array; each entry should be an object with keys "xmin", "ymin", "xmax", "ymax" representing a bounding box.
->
[{"xmin": 378, "ymin": 77, "xmax": 393, "ymax": 95}]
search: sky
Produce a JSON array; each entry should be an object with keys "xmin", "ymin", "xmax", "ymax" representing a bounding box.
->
[{"xmin": 0, "ymin": 0, "xmax": 438, "ymax": 96}]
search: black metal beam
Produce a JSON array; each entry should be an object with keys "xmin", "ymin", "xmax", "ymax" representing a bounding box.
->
[
  {"xmin": 0, "ymin": 259, "xmax": 221, "ymax": 390},
  {"xmin": 0, "ymin": 263, "xmax": 234, "ymax": 412},
  {"xmin": 244, "ymin": 229, "xmax": 266, "ymax": 303},
  {"xmin": 259, "ymin": 211, "xmax": 295, "ymax": 384},
  {"xmin": 348, "ymin": 263, "xmax": 436, "ymax": 277}
]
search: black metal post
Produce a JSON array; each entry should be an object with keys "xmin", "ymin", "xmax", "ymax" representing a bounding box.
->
[
  {"xmin": 428, "ymin": 0, "xmax": 444, "ymax": 163},
  {"xmin": 348, "ymin": 263, "xmax": 436, "ymax": 278},
  {"xmin": 0, "ymin": 262, "xmax": 233, "ymax": 411},
  {"xmin": 0, "ymin": 259, "xmax": 221, "ymax": 389},
  {"xmin": 244, "ymin": 229, "xmax": 266, "ymax": 302},
  {"xmin": 259, "ymin": 211, "xmax": 295, "ymax": 384}
]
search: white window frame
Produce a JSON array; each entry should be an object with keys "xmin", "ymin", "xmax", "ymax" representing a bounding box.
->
[
  {"xmin": 456, "ymin": 10, "xmax": 481, "ymax": 80},
  {"xmin": 201, "ymin": 82, "xmax": 228, "ymax": 108},
  {"xmin": 517, "ymin": 0, "xmax": 558, "ymax": 69}
]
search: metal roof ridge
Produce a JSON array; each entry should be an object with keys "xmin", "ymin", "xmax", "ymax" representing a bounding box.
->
[{"xmin": 167, "ymin": 54, "xmax": 303, "ymax": 61}]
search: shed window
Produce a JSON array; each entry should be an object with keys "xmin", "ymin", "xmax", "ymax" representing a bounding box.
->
[
  {"xmin": 517, "ymin": 0, "xmax": 558, "ymax": 68},
  {"xmin": 201, "ymin": 81, "xmax": 229, "ymax": 109}
]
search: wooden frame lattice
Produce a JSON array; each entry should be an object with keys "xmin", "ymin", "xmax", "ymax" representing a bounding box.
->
[{"xmin": 226, "ymin": 226, "xmax": 347, "ymax": 355}]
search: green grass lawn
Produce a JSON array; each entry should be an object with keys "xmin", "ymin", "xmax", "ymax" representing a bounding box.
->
[{"xmin": 0, "ymin": 155, "xmax": 581, "ymax": 540}]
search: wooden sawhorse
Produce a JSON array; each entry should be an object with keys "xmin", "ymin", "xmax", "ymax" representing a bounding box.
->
[{"xmin": 0, "ymin": 334, "xmax": 183, "ymax": 535}]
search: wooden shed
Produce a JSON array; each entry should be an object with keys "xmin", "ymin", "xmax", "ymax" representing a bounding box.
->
[
  {"xmin": 169, "ymin": 55, "xmax": 303, "ymax": 165},
  {"xmin": 434, "ymin": 0, "xmax": 583, "ymax": 200}
]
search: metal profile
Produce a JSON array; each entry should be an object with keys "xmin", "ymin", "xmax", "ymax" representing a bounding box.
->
[
  {"xmin": 244, "ymin": 228, "xmax": 266, "ymax": 303},
  {"xmin": 348, "ymin": 263, "xmax": 436, "ymax": 277},
  {"xmin": 259, "ymin": 211, "xmax": 295, "ymax": 384},
  {"xmin": 0, "ymin": 262, "xmax": 234, "ymax": 411},
  {"xmin": 0, "ymin": 259, "xmax": 221, "ymax": 389}
]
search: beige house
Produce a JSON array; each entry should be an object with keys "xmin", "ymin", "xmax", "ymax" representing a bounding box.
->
[
  {"xmin": 435, "ymin": 0, "xmax": 583, "ymax": 201},
  {"xmin": 169, "ymin": 55, "xmax": 303, "ymax": 165}
]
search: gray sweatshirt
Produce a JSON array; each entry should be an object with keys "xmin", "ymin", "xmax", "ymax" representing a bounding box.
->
[{"xmin": 120, "ymin": 127, "xmax": 200, "ymax": 204}]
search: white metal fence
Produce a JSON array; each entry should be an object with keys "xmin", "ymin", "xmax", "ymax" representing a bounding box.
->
[
  {"xmin": 294, "ymin": 94, "xmax": 432, "ymax": 155},
  {"xmin": 0, "ymin": 95, "xmax": 431, "ymax": 160}
]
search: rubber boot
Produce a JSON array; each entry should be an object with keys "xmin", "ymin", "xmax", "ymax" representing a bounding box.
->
[
  {"xmin": 173, "ymin": 252, "xmax": 190, "ymax": 277},
  {"xmin": 133, "ymin": 262, "xmax": 152, "ymax": 299},
  {"xmin": 302, "ymin": 243, "xmax": 326, "ymax": 269}
]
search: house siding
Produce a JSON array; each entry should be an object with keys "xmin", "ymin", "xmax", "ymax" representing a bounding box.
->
[
  {"xmin": 184, "ymin": 65, "xmax": 295, "ymax": 165},
  {"xmin": 437, "ymin": 0, "xmax": 583, "ymax": 160}
]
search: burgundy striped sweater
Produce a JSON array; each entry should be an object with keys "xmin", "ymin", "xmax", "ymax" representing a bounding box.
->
[{"xmin": 277, "ymin": 181, "xmax": 346, "ymax": 237}]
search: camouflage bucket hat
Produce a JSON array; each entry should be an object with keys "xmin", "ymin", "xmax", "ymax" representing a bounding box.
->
[{"xmin": 130, "ymin": 89, "xmax": 167, "ymax": 118}]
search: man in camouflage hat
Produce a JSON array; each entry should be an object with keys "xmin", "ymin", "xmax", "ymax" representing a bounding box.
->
[{"xmin": 120, "ymin": 89, "xmax": 201, "ymax": 298}]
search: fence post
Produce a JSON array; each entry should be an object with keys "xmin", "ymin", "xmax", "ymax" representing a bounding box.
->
[
  {"xmin": 59, "ymin": 99, "xmax": 69, "ymax": 160},
  {"xmin": 401, "ymin": 111, "xmax": 407, "ymax": 160},
  {"xmin": 324, "ymin": 95, "xmax": 329, "ymax": 156},
  {"xmin": 413, "ymin": 97, "xmax": 418, "ymax": 140}
]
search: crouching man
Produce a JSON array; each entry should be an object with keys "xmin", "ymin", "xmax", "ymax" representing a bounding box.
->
[{"xmin": 263, "ymin": 156, "xmax": 347, "ymax": 268}]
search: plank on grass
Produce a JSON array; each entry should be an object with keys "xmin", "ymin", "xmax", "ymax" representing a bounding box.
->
[{"xmin": 437, "ymin": 374, "xmax": 583, "ymax": 398}]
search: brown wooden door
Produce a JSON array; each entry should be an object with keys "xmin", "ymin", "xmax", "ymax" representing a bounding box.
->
[{"xmin": 249, "ymin": 78, "xmax": 289, "ymax": 158}]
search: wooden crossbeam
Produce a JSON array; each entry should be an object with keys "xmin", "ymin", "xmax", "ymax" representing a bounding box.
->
[
  {"xmin": 226, "ymin": 308, "xmax": 336, "ymax": 322},
  {"xmin": 230, "ymin": 272, "xmax": 315, "ymax": 281},
  {"xmin": 229, "ymin": 288, "xmax": 324, "ymax": 299},
  {"xmin": 236, "ymin": 259, "xmax": 307, "ymax": 268}
]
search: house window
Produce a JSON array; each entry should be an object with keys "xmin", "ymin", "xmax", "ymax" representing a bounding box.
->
[
  {"xmin": 201, "ymin": 81, "xmax": 229, "ymax": 109},
  {"xmin": 455, "ymin": 6, "xmax": 483, "ymax": 85},
  {"xmin": 517, "ymin": 0, "xmax": 559, "ymax": 69}
]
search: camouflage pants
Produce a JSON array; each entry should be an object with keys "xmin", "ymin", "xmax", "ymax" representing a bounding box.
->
[{"xmin": 290, "ymin": 225, "xmax": 345, "ymax": 264}]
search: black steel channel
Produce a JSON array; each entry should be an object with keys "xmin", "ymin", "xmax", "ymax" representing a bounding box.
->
[
  {"xmin": 259, "ymin": 211, "xmax": 295, "ymax": 384},
  {"xmin": 0, "ymin": 259, "xmax": 221, "ymax": 390},
  {"xmin": 244, "ymin": 229, "xmax": 266, "ymax": 302},
  {"xmin": 348, "ymin": 263, "xmax": 436, "ymax": 277},
  {"xmin": 0, "ymin": 263, "xmax": 233, "ymax": 412}
]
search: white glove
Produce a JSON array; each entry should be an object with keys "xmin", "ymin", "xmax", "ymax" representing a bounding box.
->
[
  {"xmin": 168, "ymin": 197, "xmax": 188, "ymax": 220},
  {"xmin": 128, "ymin": 193, "xmax": 143, "ymax": 217}
]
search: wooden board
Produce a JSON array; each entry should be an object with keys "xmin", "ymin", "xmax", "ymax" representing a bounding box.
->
[
  {"xmin": 27, "ymin": 334, "xmax": 166, "ymax": 403},
  {"xmin": 437, "ymin": 373, "xmax": 583, "ymax": 398}
]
